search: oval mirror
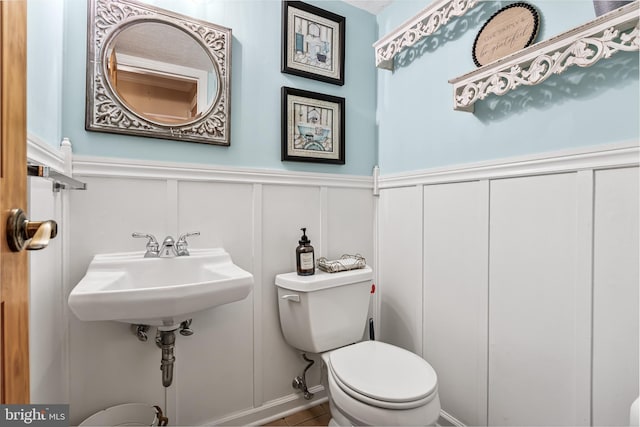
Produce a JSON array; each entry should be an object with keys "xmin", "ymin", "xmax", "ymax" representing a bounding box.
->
[
  {"xmin": 104, "ymin": 22, "xmax": 218, "ymax": 126},
  {"xmin": 87, "ymin": 0, "xmax": 232, "ymax": 146}
]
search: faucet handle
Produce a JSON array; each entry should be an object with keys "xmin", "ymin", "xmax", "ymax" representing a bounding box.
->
[
  {"xmin": 132, "ymin": 232, "xmax": 158, "ymax": 244},
  {"xmin": 177, "ymin": 231, "xmax": 200, "ymax": 243},
  {"xmin": 132, "ymin": 232, "xmax": 159, "ymax": 257},
  {"xmin": 176, "ymin": 231, "xmax": 200, "ymax": 256}
]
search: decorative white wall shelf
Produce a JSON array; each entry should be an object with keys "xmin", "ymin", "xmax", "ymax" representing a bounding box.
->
[
  {"xmin": 449, "ymin": 1, "xmax": 640, "ymax": 112},
  {"xmin": 373, "ymin": 0, "xmax": 479, "ymax": 70}
]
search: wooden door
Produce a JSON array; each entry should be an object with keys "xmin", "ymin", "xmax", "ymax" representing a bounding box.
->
[{"xmin": 0, "ymin": 0, "xmax": 29, "ymax": 403}]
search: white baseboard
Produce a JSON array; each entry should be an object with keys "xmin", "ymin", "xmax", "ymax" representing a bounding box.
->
[
  {"xmin": 205, "ymin": 387, "xmax": 464, "ymax": 427},
  {"xmin": 438, "ymin": 410, "xmax": 467, "ymax": 427},
  {"xmin": 203, "ymin": 385, "xmax": 327, "ymax": 426}
]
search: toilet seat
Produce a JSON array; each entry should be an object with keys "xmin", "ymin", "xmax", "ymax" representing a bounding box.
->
[{"xmin": 327, "ymin": 341, "xmax": 438, "ymax": 410}]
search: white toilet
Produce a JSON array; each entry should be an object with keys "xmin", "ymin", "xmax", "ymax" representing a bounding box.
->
[{"xmin": 275, "ymin": 266, "xmax": 441, "ymax": 426}]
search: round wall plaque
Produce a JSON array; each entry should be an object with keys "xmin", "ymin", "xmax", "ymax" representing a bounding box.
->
[{"xmin": 472, "ymin": 2, "xmax": 540, "ymax": 67}]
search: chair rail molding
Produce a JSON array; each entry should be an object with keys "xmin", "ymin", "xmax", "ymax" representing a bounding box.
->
[
  {"xmin": 71, "ymin": 155, "xmax": 373, "ymax": 189},
  {"xmin": 378, "ymin": 141, "xmax": 639, "ymax": 189},
  {"xmin": 373, "ymin": 0, "xmax": 478, "ymax": 70},
  {"xmin": 27, "ymin": 133, "xmax": 66, "ymax": 172},
  {"xmin": 449, "ymin": 1, "xmax": 640, "ymax": 112}
]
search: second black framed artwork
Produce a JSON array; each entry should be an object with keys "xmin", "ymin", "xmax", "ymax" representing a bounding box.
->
[
  {"xmin": 281, "ymin": 86, "xmax": 345, "ymax": 165},
  {"xmin": 281, "ymin": 1, "xmax": 345, "ymax": 86}
]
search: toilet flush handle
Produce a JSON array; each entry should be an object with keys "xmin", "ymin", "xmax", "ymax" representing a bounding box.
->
[{"xmin": 281, "ymin": 294, "xmax": 300, "ymax": 303}]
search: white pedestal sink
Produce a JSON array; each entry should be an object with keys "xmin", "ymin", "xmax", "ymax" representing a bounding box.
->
[{"xmin": 68, "ymin": 248, "xmax": 253, "ymax": 327}]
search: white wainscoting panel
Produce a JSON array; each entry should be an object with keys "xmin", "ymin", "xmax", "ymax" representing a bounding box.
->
[
  {"xmin": 325, "ymin": 188, "xmax": 374, "ymax": 262},
  {"xmin": 423, "ymin": 181, "xmax": 489, "ymax": 427},
  {"xmin": 488, "ymin": 173, "xmax": 587, "ymax": 426},
  {"xmin": 260, "ymin": 185, "xmax": 323, "ymax": 403},
  {"xmin": 177, "ymin": 181, "xmax": 254, "ymax": 269},
  {"xmin": 175, "ymin": 181, "xmax": 255, "ymax": 425},
  {"xmin": 28, "ymin": 177, "xmax": 66, "ymax": 404},
  {"xmin": 373, "ymin": 143, "xmax": 637, "ymax": 427},
  {"xmin": 27, "ymin": 136, "xmax": 69, "ymax": 405},
  {"xmin": 174, "ymin": 298, "xmax": 254, "ymax": 425},
  {"xmin": 327, "ymin": 187, "xmax": 376, "ymax": 340},
  {"xmin": 64, "ymin": 160, "xmax": 374, "ymax": 426},
  {"xmin": 378, "ymin": 186, "xmax": 423, "ymax": 355},
  {"xmin": 592, "ymin": 167, "xmax": 639, "ymax": 427},
  {"xmin": 67, "ymin": 177, "xmax": 170, "ymax": 425},
  {"xmin": 67, "ymin": 177, "xmax": 170, "ymax": 268},
  {"xmin": 61, "ymin": 144, "xmax": 637, "ymax": 426}
]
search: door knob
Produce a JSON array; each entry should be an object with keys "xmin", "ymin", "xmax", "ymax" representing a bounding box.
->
[{"xmin": 6, "ymin": 208, "xmax": 58, "ymax": 252}]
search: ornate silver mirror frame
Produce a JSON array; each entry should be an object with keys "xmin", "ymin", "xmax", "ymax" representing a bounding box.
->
[{"xmin": 86, "ymin": 0, "xmax": 232, "ymax": 146}]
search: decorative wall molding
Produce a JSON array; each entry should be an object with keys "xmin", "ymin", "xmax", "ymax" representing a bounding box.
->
[
  {"xmin": 28, "ymin": 136, "xmax": 86, "ymax": 191},
  {"xmin": 373, "ymin": 0, "xmax": 478, "ymax": 70},
  {"xmin": 47, "ymin": 140, "xmax": 640, "ymax": 193},
  {"xmin": 379, "ymin": 141, "xmax": 639, "ymax": 189},
  {"xmin": 72, "ymin": 155, "xmax": 373, "ymax": 189},
  {"xmin": 27, "ymin": 133, "xmax": 65, "ymax": 172},
  {"xmin": 71, "ymin": 142, "xmax": 639, "ymax": 191},
  {"xmin": 449, "ymin": 2, "xmax": 640, "ymax": 112}
]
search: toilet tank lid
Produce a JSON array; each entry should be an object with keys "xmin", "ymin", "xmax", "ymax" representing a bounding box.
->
[{"xmin": 275, "ymin": 266, "xmax": 373, "ymax": 292}]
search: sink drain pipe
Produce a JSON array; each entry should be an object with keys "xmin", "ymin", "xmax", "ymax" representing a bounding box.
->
[
  {"xmin": 133, "ymin": 321, "xmax": 195, "ymax": 387},
  {"xmin": 158, "ymin": 329, "xmax": 176, "ymax": 387}
]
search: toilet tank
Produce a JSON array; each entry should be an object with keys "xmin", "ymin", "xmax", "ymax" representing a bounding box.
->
[{"xmin": 275, "ymin": 266, "xmax": 373, "ymax": 353}]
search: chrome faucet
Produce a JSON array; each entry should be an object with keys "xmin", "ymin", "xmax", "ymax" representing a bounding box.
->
[
  {"xmin": 133, "ymin": 232, "xmax": 200, "ymax": 258},
  {"xmin": 159, "ymin": 236, "xmax": 176, "ymax": 258}
]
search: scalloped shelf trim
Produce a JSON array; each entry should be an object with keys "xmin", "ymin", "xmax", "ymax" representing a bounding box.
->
[
  {"xmin": 373, "ymin": 0, "xmax": 479, "ymax": 70},
  {"xmin": 449, "ymin": 1, "xmax": 640, "ymax": 112}
]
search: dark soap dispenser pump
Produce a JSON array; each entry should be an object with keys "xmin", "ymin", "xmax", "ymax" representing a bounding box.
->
[{"xmin": 296, "ymin": 227, "xmax": 315, "ymax": 276}]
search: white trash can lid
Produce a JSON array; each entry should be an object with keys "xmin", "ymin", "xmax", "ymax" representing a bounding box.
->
[{"xmin": 79, "ymin": 403, "xmax": 166, "ymax": 426}]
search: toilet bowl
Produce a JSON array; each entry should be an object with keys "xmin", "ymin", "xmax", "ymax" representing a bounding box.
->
[
  {"xmin": 275, "ymin": 267, "xmax": 441, "ymax": 426},
  {"xmin": 322, "ymin": 341, "xmax": 440, "ymax": 426}
]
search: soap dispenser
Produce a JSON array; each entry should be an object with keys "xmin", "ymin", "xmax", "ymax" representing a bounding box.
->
[{"xmin": 296, "ymin": 227, "xmax": 315, "ymax": 276}]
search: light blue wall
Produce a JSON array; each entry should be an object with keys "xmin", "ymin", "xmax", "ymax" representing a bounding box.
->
[
  {"xmin": 27, "ymin": 0, "xmax": 65, "ymax": 147},
  {"xmin": 59, "ymin": 0, "xmax": 378, "ymax": 176},
  {"xmin": 376, "ymin": 0, "xmax": 640, "ymax": 174},
  {"xmin": 31, "ymin": 1, "xmax": 638, "ymax": 175}
]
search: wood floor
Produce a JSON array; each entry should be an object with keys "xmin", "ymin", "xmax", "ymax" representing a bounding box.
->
[{"xmin": 263, "ymin": 402, "xmax": 331, "ymax": 426}]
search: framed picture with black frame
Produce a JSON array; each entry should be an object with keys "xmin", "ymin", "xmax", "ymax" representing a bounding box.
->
[
  {"xmin": 281, "ymin": 86, "xmax": 345, "ymax": 164},
  {"xmin": 281, "ymin": 1, "xmax": 345, "ymax": 86}
]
